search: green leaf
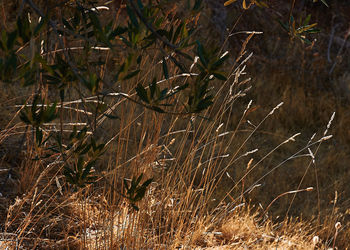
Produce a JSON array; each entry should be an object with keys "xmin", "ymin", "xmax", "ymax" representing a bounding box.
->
[
  {"xmin": 82, "ymin": 160, "xmax": 96, "ymax": 180},
  {"xmin": 56, "ymin": 133, "xmax": 63, "ymax": 150},
  {"xmin": 44, "ymin": 102, "xmax": 58, "ymax": 123},
  {"xmin": 76, "ymin": 156, "xmax": 85, "ymax": 173},
  {"xmin": 198, "ymin": 81, "xmax": 209, "ymax": 98},
  {"xmin": 104, "ymin": 113, "xmax": 120, "ymax": 120},
  {"xmin": 124, "ymin": 178, "xmax": 129, "ymax": 191},
  {"xmin": 17, "ymin": 15, "xmax": 31, "ymax": 44},
  {"xmin": 60, "ymin": 89, "xmax": 65, "ymax": 102},
  {"xmin": 162, "ymin": 83, "xmax": 188, "ymax": 99},
  {"xmin": 72, "ymin": 11, "xmax": 81, "ymax": 28},
  {"xmin": 196, "ymin": 41, "xmax": 208, "ymax": 68},
  {"xmin": 69, "ymin": 126, "xmax": 77, "ymax": 141},
  {"xmin": 131, "ymin": 204, "xmax": 139, "ymax": 211},
  {"xmin": 137, "ymin": 55, "xmax": 142, "ymax": 64},
  {"xmin": 79, "ymin": 143, "xmax": 92, "ymax": 155},
  {"xmin": 196, "ymin": 96, "xmax": 213, "ymax": 112},
  {"xmin": 299, "ymin": 36, "xmax": 312, "ymax": 45},
  {"xmin": 296, "ymin": 23, "xmax": 318, "ymax": 34},
  {"xmin": 64, "ymin": 166, "xmax": 75, "ymax": 184},
  {"xmin": 193, "ymin": 0, "xmax": 202, "ymax": 11},
  {"xmin": 109, "ymin": 26, "xmax": 128, "ymax": 39},
  {"xmin": 303, "ymin": 14, "xmax": 311, "ymax": 26},
  {"xmin": 62, "ymin": 18, "xmax": 74, "ymax": 31},
  {"xmin": 7, "ymin": 31, "xmax": 17, "ymax": 50},
  {"xmin": 134, "ymin": 186, "xmax": 147, "ymax": 201},
  {"xmin": 304, "ymin": 28, "xmax": 320, "ymax": 34},
  {"xmin": 77, "ymin": 127, "xmax": 87, "ymax": 140},
  {"xmin": 19, "ymin": 109, "xmax": 31, "ymax": 125},
  {"xmin": 123, "ymin": 69, "xmax": 140, "ymax": 80},
  {"xmin": 158, "ymin": 88, "xmax": 168, "ymax": 100},
  {"xmin": 172, "ymin": 22, "xmax": 183, "ymax": 43},
  {"xmin": 212, "ymin": 53, "xmax": 229, "ymax": 69},
  {"xmin": 136, "ymin": 84, "xmax": 149, "ymax": 103},
  {"xmin": 150, "ymin": 106, "xmax": 165, "ymax": 113},
  {"xmin": 177, "ymin": 83, "xmax": 189, "ymax": 91},
  {"xmin": 88, "ymin": 12, "xmax": 102, "ymax": 31},
  {"xmin": 136, "ymin": 173, "xmax": 143, "ymax": 185},
  {"xmin": 36, "ymin": 127, "xmax": 43, "ymax": 146},
  {"xmin": 149, "ymin": 78, "xmax": 157, "ymax": 99},
  {"xmin": 134, "ymin": 177, "xmax": 153, "ymax": 201},
  {"xmin": 142, "ymin": 178, "xmax": 153, "ymax": 188},
  {"xmin": 170, "ymin": 55, "xmax": 186, "ymax": 72},
  {"xmin": 126, "ymin": 6, "xmax": 139, "ymax": 29},
  {"xmin": 64, "ymin": 165, "xmax": 75, "ymax": 175},
  {"xmin": 290, "ymin": 15, "xmax": 294, "ymax": 25},
  {"xmin": 162, "ymin": 58, "xmax": 169, "ymax": 80},
  {"xmin": 137, "ymin": 0, "xmax": 144, "ymax": 9},
  {"xmin": 181, "ymin": 22, "xmax": 188, "ymax": 38},
  {"xmin": 277, "ymin": 19, "xmax": 289, "ymax": 32},
  {"xmin": 212, "ymin": 72, "xmax": 227, "ymax": 81}
]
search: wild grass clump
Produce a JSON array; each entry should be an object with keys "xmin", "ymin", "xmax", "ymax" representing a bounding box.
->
[{"xmin": 218, "ymin": 1, "xmax": 350, "ymax": 247}]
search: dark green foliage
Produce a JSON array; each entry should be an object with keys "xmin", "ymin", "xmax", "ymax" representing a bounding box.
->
[
  {"xmin": 277, "ymin": 15, "xmax": 321, "ymax": 44},
  {"xmin": 162, "ymin": 57, "xmax": 169, "ymax": 80},
  {"xmin": 63, "ymin": 128, "xmax": 106, "ymax": 189},
  {"xmin": 64, "ymin": 156, "xmax": 97, "ymax": 188},
  {"xmin": 123, "ymin": 173, "xmax": 153, "ymax": 210},
  {"xmin": 19, "ymin": 95, "xmax": 58, "ymax": 128},
  {"xmin": 1, "ymin": 0, "xmax": 230, "ymax": 208},
  {"xmin": 0, "ymin": 0, "xmax": 332, "ymax": 223}
]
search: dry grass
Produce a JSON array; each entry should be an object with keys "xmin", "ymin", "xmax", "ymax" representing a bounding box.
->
[
  {"xmin": 217, "ymin": 3, "xmax": 350, "ymax": 249},
  {"xmin": 0, "ymin": 0, "xmax": 349, "ymax": 249}
]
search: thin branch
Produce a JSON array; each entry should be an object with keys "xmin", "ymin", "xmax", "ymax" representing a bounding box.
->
[
  {"xmin": 329, "ymin": 28, "xmax": 350, "ymax": 75},
  {"xmin": 127, "ymin": 0, "xmax": 189, "ymax": 69},
  {"xmin": 127, "ymin": 0, "xmax": 180, "ymax": 52},
  {"xmin": 327, "ymin": 24, "xmax": 341, "ymax": 63}
]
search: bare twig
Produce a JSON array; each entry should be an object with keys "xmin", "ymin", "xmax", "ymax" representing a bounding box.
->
[
  {"xmin": 327, "ymin": 24, "xmax": 341, "ymax": 63},
  {"xmin": 329, "ymin": 25, "xmax": 350, "ymax": 75}
]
